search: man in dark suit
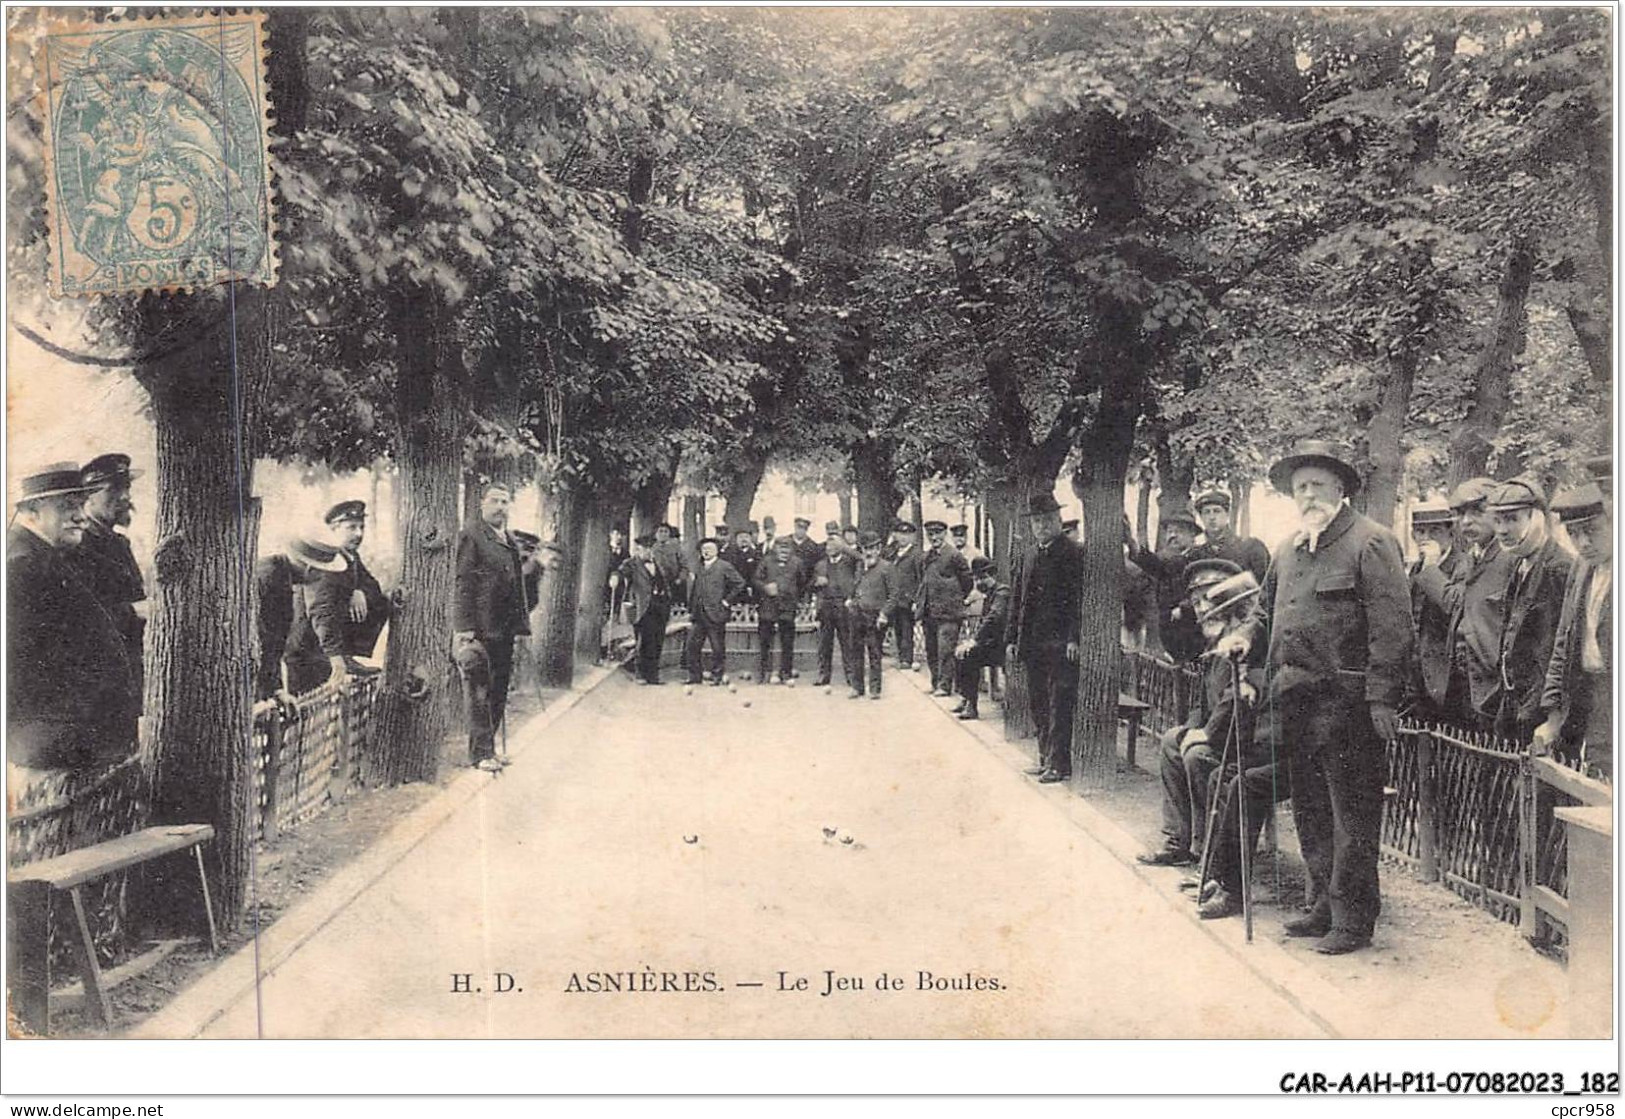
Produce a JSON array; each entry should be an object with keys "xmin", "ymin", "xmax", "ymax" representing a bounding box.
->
[
  {"xmin": 1536, "ymin": 483, "xmax": 1612, "ymax": 777},
  {"xmin": 1407, "ymin": 499, "xmax": 1470, "ymax": 722},
  {"xmin": 254, "ymin": 536, "xmax": 346, "ymax": 703},
  {"xmin": 812, "ymin": 535, "xmax": 860, "ymax": 690},
  {"xmin": 613, "ymin": 533, "xmax": 675, "ymax": 685},
  {"xmin": 1411, "ymin": 477, "xmax": 1517, "ymax": 728},
  {"xmin": 848, "ymin": 532, "xmax": 896, "ymax": 699},
  {"xmin": 721, "ymin": 528, "xmax": 760, "ymax": 605},
  {"xmin": 951, "ymin": 557, "xmax": 1010, "ymax": 721},
  {"xmin": 652, "ymin": 522, "xmax": 688, "ymax": 591},
  {"xmin": 1006, "ymin": 493, "xmax": 1086, "ymax": 783},
  {"xmin": 1220, "ymin": 441, "xmax": 1413, "ymax": 955},
  {"xmin": 1186, "ymin": 489, "xmax": 1271, "ymax": 582},
  {"xmin": 753, "ymin": 537, "xmax": 802, "ymax": 684},
  {"xmin": 1487, "ymin": 478, "xmax": 1575, "ymax": 743},
  {"xmin": 1130, "ymin": 512, "xmax": 1204, "ymax": 664},
  {"xmin": 455, "ymin": 484, "xmax": 537, "ymax": 771},
  {"xmin": 685, "ymin": 537, "xmax": 746, "ymax": 685},
  {"xmin": 65, "ymin": 453, "xmax": 147, "ymax": 706},
  {"xmin": 790, "ymin": 517, "xmax": 823, "ymax": 599},
  {"xmin": 887, "ymin": 521, "xmax": 924, "ymax": 670},
  {"xmin": 325, "ymin": 500, "xmax": 393, "ymax": 661},
  {"xmin": 8, "ymin": 463, "xmax": 139, "ymax": 773},
  {"xmin": 916, "ymin": 519, "xmax": 974, "ymax": 696}
]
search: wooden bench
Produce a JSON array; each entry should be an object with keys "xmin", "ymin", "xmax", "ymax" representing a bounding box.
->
[
  {"xmin": 7, "ymin": 823, "xmax": 218, "ymax": 1035},
  {"xmin": 1118, "ymin": 694, "xmax": 1153, "ymax": 768}
]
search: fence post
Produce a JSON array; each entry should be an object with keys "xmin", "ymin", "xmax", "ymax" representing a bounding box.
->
[
  {"xmin": 1416, "ymin": 731, "xmax": 1438, "ymax": 883},
  {"xmin": 331, "ymin": 679, "xmax": 353, "ymax": 804},
  {"xmin": 1554, "ymin": 805, "xmax": 1613, "ymax": 1038},
  {"xmin": 262, "ymin": 708, "xmax": 284, "ymax": 845},
  {"xmin": 1518, "ymin": 751, "xmax": 1538, "ymax": 939}
]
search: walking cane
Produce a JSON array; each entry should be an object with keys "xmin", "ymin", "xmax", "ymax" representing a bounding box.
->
[
  {"xmin": 1192, "ymin": 658, "xmax": 1241, "ymax": 905},
  {"xmin": 1232, "ymin": 655, "xmax": 1254, "ymax": 943}
]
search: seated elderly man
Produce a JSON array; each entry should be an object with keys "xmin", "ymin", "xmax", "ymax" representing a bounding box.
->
[{"xmin": 1137, "ymin": 557, "xmax": 1261, "ymax": 868}]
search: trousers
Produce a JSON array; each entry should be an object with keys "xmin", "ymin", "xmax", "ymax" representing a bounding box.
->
[
  {"xmin": 954, "ymin": 645, "xmax": 1001, "ymax": 714},
  {"xmin": 460, "ymin": 635, "xmax": 516, "ymax": 763},
  {"xmin": 921, "ymin": 618, "xmax": 960, "ymax": 690},
  {"xmin": 888, "ymin": 606, "xmax": 916, "ymax": 668},
  {"xmin": 685, "ymin": 616, "xmax": 727, "ymax": 683},
  {"xmin": 1206, "ymin": 761, "xmax": 1289, "ymax": 892},
  {"xmin": 1156, "ymin": 726, "xmax": 1222, "ymax": 856},
  {"xmin": 1024, "ymin": 647, "xmax": 1077, "ymax": 776},
  {"xmin": 634, "ymin": 600, "xmax": 670, "ymax": 683},
  {"xmin": 817, "ymin": 603, "xmax": 854, "ymax": 684},
  {"xmin": 756, "ymin": 616, "xmax": 796, "ymax": 681},
  {"xmin": 1281, "ymin": 686, "xmax": 1384, "ymax": 938},
  {"xmin": 850, "ymin": 609, "xmax": 884, "ymax": 694}
]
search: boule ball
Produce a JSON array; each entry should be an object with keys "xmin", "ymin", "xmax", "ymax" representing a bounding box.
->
[
  {"xmin": 684, "ymin": 685, "xmax": 694, "ymax": 696},
  {"xmin": 742, "ymin": 699, "xmax": 753, "ymax": 708}
]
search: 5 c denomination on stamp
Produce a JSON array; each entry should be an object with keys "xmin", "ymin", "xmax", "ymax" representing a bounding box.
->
[{"xmin": 37, "ymin": 11, "xmax": 277, "ymax": 296}]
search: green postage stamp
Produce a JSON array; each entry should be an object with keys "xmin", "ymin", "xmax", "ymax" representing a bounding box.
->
[{"xmin": 38, "ymin": 12, "xmax": 276, "ymax": 296}]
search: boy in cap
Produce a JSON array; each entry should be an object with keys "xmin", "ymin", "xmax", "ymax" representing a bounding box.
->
[
  {"xmin": 753, "ymin": 536, "xmax": 803, "ymax": 684},
  {"xmin": 951, "ymin": 556, "xmax": 1010, "ymax": 720},
  {"xmin": 1487, "ymin": 478, "xmax": 1575, "ymax": 742},
  {"xmin": 847, "ymin": 532, "xmax": 897, "ymax": 698},
  {"xmin": 888, "ymin": 521, "xmax": 924, "ymax": 670},
  {"xmin": 1138, "ymin": 559, "xmax": 1253, "ymax": 867},
  {"xmin": 1185, "ymin": 489, "xmax": 1270, "ymax": 582},
  {"xmin": 1536, "ymin": 483, "xmax": 1612, "ymax": 777},
  {"xmin": 916, "ymin": 519, "xmax": 973, "ymax": 695}
]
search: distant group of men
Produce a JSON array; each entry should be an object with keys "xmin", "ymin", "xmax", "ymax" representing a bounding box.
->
[{"xmin": 1132, "ymin": 440, "xmax": 1612, "ymax": 957}]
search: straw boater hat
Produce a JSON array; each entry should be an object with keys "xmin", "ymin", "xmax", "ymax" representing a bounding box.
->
[
  {"xmin": 15, "ymin": 462, "xmax": 98, "ymax": 506},
  {"xmin": 1268, "ymin": 439, "xmax": 1362, "ymax": 497},
  {"xmin": 1551, "ymin": 483, "xmax": 1607, "ymax": 526},
  {"xmin": 1196, "ymin": 571, "xmax": 1261, "ymax": 623},
  {"xmin": 287, "ymin": 535, "xmax": 346, "ymax": 574},
  {"xmin": 1409, "ymin": 497, "xmax": 1455, "ymax": 527}
]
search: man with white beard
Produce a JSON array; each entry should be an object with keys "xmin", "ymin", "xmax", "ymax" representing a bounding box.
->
[{"xmin": 1216, "ymin": 441, "xmax": 1412, "ymax": 955}]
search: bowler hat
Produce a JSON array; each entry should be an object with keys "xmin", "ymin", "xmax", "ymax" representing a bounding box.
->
[
  {"xmin": 325, "ymin": 499, "xmax": 367, "ymax": 525},
  {"xmin": 1184, "ymin": 557, "xmax": 1242, "ymax": 594},
  {"xmin": 1191, "ymin": 489, "xmax": 1231, "ymax": 513},
  {"xmin": 15, "ymin": 462, "xmax": 96, "ymax": 505},
  {"xmin": 825, "ymin": 520, "xmax": 842, "ymax": 533},
  {"xmin": 1552, "ymin": 483, "xmax": 1607, "ymax": 525},
  {"xmin": 1410, "ymin": 498, "xmax": 1455, "ymax": 527},
  {"xmin": 1268, "ymin": 440, "xmax": 1362, "ymax": 497},
  {"xmin": 922, "ymin": 519, "xmax": 948, "ymax": 532},
  {"xmin": 287, "ymin": 535, "xmax": 346, "ymax": 574},
  {"xmin": 1487, "ymin": 477, "xmax": 1547, "ymax": 513},
  {"xmin": 794, "ymin": 516, "xmax": 811, "ymax": 528},
  {"xmin": 634, "ymin": 533, "xmax": 657, "ymax": 547},
  {"xmin": 762, "ymin": 516, "xmax": 776, "ymax": 529},
  {"xmin": 80, "ymin": 453, "xmax": 143, "ymax": 488},
  {"xmin": 1027, "ymin": 493, "xmax": 1063, "ymax": 515},
  {"xmin": 1448, "ymin": 477, "xmax": 1497, "ymax": 511},
  {"xmin": 970, "ymin": 555, "xmax": 996, "ymax": 576},
  {"xmin": 699, "ymin": 536, "xmax": 722, "ymax": 549},
  {"xmin": 1196, "ymin": 571, "xmax": 1261, "ymax": 622}
]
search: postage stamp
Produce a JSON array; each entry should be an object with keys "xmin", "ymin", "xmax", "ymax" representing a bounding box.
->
[{"xmin": 37, "ymin": 12, "xmax": 276, "ymax": 297}]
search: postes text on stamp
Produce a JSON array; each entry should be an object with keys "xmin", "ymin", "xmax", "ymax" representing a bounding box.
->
[{"xmin": 38, "ymin": 12, "xmax": 276, "ymax": 297}]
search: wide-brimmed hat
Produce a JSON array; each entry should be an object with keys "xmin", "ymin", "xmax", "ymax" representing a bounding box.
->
[
  {"xmin": 1027, "ymin": 493, "xmax": 1063, "ymax": 516},
  {"xmin": 15, "ymin": 462, "xmax": 97, "ymax": 505},
  {"xmin": 1196, "ymin": 571, "xmax": 1261, "ymax": 622},
  {"xmin": 287, "ymin": 535, "xmax": 347, "ymax": 574},
  {"xmin": 1552, "ymin": 483, "xmax": 1607, "ymax": 525},
  {"xmin": 1184, "ymin": 557, "xmax": 1242, "ymax": 594},
  {"xmin": 1410, "ymin": 497, "xmax": 1455, "ymax": 527},
  {"xmin": 1487, "ymin": 476, "xmax": 1547, "ymax": 513},
  {"xmin": 80, "ymin": 453, "xmax": 143, "ymax": 488},
  {"xmin": 1191, "ymin": 488, "xmax": 1232, "ymax": 513},
  {"xmin": 1268, "ymin": 440, "xmax": 1362, "ymax": 497}
]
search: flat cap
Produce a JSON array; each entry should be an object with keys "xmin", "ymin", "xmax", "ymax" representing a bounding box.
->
[
  {"xmin": 860, "ymin": 531, "xmax": 883, "ymax": 548},
  {"xmin": 1191, "ymin": 488, "xmax": 1232, "ymax": 512},
  {"xmin": 893, "ymin": 520, "xmax": 917, "ymax": 533},
  {"xmin": 80, "ymin": 453, "xmax": 143, "ymax": 488},
  {"xmin": 1184, "ymin": 557, "xmax": 1242, "ymax": 593},
  {"xmin": 1487, "ymin": 477, "xmax": 1547, "ymax": 512},
  {"xmin": 922, "ymin": 519, "xmax": 948, "ymax": 532},
  {"xmin": 1448, "ymin": 477, "xmax": 1497, "ymax": 510}
]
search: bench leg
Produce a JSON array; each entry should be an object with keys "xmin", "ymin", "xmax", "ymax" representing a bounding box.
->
[
  {"xmin": 66, "ymin": 886, "xmax": 113, "ymax": 1030},
  {"xmin": 194, "ymin": 846, "xmax": 221, "ymax": 955},
  {"xmin": 1125, "ymin": 713, "xmax": 1142, "ymax": 769},
  {"xmin": 7, "ymin": 881, "xmax": 51, "ymax": 1036}
]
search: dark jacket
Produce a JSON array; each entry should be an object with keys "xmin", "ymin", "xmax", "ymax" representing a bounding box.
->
[
  {"xmin": 64, "ymin": 518, "xmax": 146, "ymax": 701},
  {"xmin": 1496, "ymin": 535, "xmax": 1575, "ymax": 732},
  {"xmin": 889, "ymin": 544, "xmax": 925, "ymax": 610},
  {"xmin": 7, "ymin": 524, "xmax": 139, "ymax": 765},
  {"xmin": 1184, "ymin": 531, "xmax": 1272, "ymax": 583},
  {"xmin": 1010, "ymin": 534, "xmax": 1087, "ymax": 660},
  {"xmin": 969, "ymin": 583, "xmax": 1012, "ymax": 662},
  {"xmin": 789, "ymin": 536, "xmax": 823, "ymax": 589},
  {"xmin": 1541, "ymin": 558, "xmax": 1611, "ymax": 745},
  {"xmin": 617, "ymin": 555, "xmax": 675, "ymax": 625},
  {"xmin": 341, "ymin": 551, "xmax": 391, "ymax": 657},
  {"xmin": 916, "ymin": 543, "xmax": 973, "ymax": 621},
  {"xmin": 254, "ymin": 553, "xmax": 298, "ymax": 700},
  {"xmin": 720, "ymin": 544, "xmax": 761, "ymax": 599},
  {"xmin": 1410, "ymin": 546, "xmax": 1472, "ymax": 707},
  {"xmin": 687, "ymin": 557, "xmax": 747, "ymax": 624},
  {"xmin": 753, "ymin": 551, "xmax": 803, "ymax": 623},
  {"xmin": 851, "ymin": 557, "xmax": 898, "ymax": 615},
  {"xmin": 455, "ymin": 520, "xmax": 531, "ymax": 638},
  {"xmin": 813, "ymin": 551, "xmax": 860, "ymax": 610},
  {"xmin": 1412, "ymin": 540, "xmax": 1517, "ymax": 716},
  {"xmin": 287, "ymin": 565, "xmax": 353, "ymax": 668},
  {"xmin": 1251, "ymin": 503, "xmax": 1413, "ymax": 709},
  {"xmin": 652, "ymin": 539, "xmax": 688, "ymax": 590},
  {"xmin": 1130, "ymin": 543, "xmax": 1204, "ymax": 663},
  {"xmin": 1188, "ymin": 649, "xmax": 1267, "ymax": 756}
]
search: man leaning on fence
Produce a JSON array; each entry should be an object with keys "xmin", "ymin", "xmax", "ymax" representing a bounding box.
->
[
  {"xmin": 1534, "ymin": 482, "xmax": 1612, "ymax": 779},
  {"xmin": 1219, "ymin": 441, "xmax": 1413, "ymax": 956},
  {"xmin": 1485, "ymin": 478, "xmax": 1576, "ymax": 744},
  {"xmin": 455, "ymin": 484, "xmax": 537, "ymax": 772},
  {"xmin": 8, "ymin": 463, "xmax": 140, "ymax": 774},
  {"xmin": 254, "ymin": 535, "xmax": 347, "ymax": 704}
]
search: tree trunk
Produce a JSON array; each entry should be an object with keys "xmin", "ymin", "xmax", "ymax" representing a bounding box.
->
[
  {"xmin": 374, "ymin": 288, "xmax": 462, "ymax": 786},
  {"xmin": 721, "ymin": 453, "xmax": 767, "ymax": 533},
  {"xmin": 1070, "ymin": 386, "xmax": 1140, "ymax": 792},
  {"xmin": 573, "ymin": 491, "xmax": 618, "ymax": 665},
  {"xmin": 852, "ymin": 442, "xmax": 902, "ymax": 536},
  {"xmin": 836, "ymin": 490, "xmax": 853, "ymax": 530},
  {"xmin": 138, "ymin": 311, "xmax": 260, "ymax": 932},
  {"xmin": 1153, "ymin": 432, "xmax": 1194, "ymax": 544},
  {"xmin": 535, "ymin": 479, "xmax": 586, "ymax": 687},
  {"xmin": 1134, "ymin": 466, "xmax": 1152, "ymax": 550},
  {"xmin": 1449, "ymin": 239, "xmax": 1535, "ymax": 487},
  {"xmin": 1362, "ymin": 352, "xmax": 1417, "ymax": 529},
  {"xmin": 632, "ymin": 463, "xmax": 675, "ymax": 538},
  {"xmin": 908, "ymin": 486, "xmax": 923, "ymax": 532},
  {"xmin": 682, "ymin": 494, "xmax": 706, "ymax": 568}
]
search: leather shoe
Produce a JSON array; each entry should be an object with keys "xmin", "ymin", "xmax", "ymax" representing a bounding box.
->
[
  {"xmin": 1037, "ymin": 770, "xmax": 1067, "ymax": 784},
  {"xmin": 1136, "ymin": 849, "xmax": 1196, "ymax": 867},
  {"xmin": 1199, "ymin": 888, "xmax": 1242, "ymax": 920},
  {"xmin": 1022, "ymin": 764, "xmax": 1048, "ymax": 776},
  {"xmin": 1313, "ymin": 930, "xmax": 1371, "ymax": 955},
  {"xmin": 950, "ymin": 699, "xmax": 967, "ymax": 713},
  {"xmin": 956, "ymin": 709, "xmax": 979, "ymax": 721},
  {"xmin": 1284, "ymin": 914, "xmax": 1333, "ymax": 938}
]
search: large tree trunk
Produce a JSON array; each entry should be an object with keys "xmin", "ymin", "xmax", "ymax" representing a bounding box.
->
[
  {"xmin": 535, "ymin": 479, "xmax": 587, "ymax": 687},
  {"xmin": 1362, "ymin": 352, "xmax": 1417, "ymax": 529},
  {"xmin": 1134, "ymin": 465, "xmax": 1152, "ymax": 550},
  {"xmin": 138, "ymin": 289, "xmax": 267, "ymax": 932},
  {"xmin": 1449, "ymin": 239, "xmax": 1535, "ymax": 488},
  {"xmin": 374, "ymin": 288, "xmax": 462, "ymax": 785},
  {"xmin": 836, "ymin": 490, "xmax": 853, "ymax": 530},
  {"xmin": 573, "ymin": 490, "xmax": 621, "ymax": 665},
  {"xmin": 1230, "ymin": 473, "xmax": 1251, "ymax": 538},
  {"xmin": 852, "ymin": 442, "xmax": 903, "ymax": 536},
  {"xmin": 721, "ymin": 453, "xmax": 767, "ymax": 533},
  {"xmin": 681, "ymin": 494, "xmax": 706, "ymax": 568},
  {"xmin": 1070, "ymin": 381, "xmax": 1141, "ymax": 792},
  {"xmin": 1153, "ymin": 429, "xmax": 1194, "ymax": 544},
  {"xmin": 631, "ymin": 461, "xmax": 676, "ymax": 539}
]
